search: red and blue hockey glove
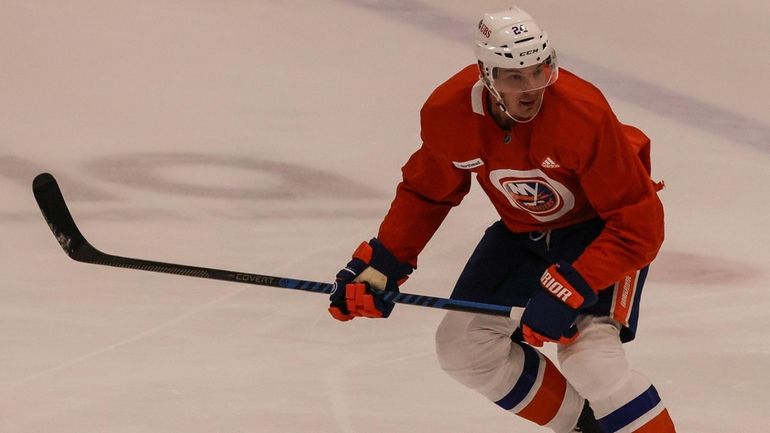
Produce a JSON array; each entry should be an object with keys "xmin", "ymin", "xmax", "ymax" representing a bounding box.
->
[
  {"xmin": 520, "ymin": 261, "xmax": 598, "ymax": 347},
  {"xmin": 328, "ymin": 238, "xmax": 413, "ymax": 321}
]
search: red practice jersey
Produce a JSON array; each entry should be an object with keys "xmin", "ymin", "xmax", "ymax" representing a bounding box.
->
[{"xmin": 377, "ymin": 65, "xmax": 664, "ymax": 291}]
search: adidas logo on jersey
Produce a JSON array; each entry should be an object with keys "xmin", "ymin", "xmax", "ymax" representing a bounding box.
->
[{"xmin": 541, "ymin": 157, "xmax": 560, "ymax": 168}]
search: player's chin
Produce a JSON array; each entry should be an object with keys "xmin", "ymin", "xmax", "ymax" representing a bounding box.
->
[{"xmin": 512, "ymin": 102, "xmax": 541, "ymax": 120}]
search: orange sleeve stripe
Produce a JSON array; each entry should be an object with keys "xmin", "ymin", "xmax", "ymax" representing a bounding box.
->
[{"xmin": 516, "ymin": 357, "xmax": 567, "ymax": 425}]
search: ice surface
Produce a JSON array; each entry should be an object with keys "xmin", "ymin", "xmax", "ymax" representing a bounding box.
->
[{"xmin": 1, "ymin": 1, "xmax": 769, "ymax": 432}]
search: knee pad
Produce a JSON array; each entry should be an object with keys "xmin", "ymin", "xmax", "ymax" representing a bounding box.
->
[
  {"xmin": 557, "ymin": 315, "xmax": 630, "ymax": 402},
  {"xmin": 558, "ymin": 316, "xmax": 654, "ymax": 418},
  {"xmin": 558, "ymin": 320, "xmax": 673, "ymax": 431},
  {"xmin": 435, "ymin": 311, "xmax": 522, "ymax": 398}
]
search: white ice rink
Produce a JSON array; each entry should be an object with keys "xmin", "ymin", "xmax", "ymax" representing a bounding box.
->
[{"xmin": 2, "ymin": 1, "xmax": 769, "ymax": 432}]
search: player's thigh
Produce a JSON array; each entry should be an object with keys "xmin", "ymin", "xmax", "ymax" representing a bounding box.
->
[{"xmin": 450, "ymin": 221, "xmax": 542, "ymax": 306}]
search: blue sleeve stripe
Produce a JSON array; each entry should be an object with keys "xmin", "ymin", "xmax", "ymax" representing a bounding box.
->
[
  {"xmin": 599, "ymin": 385, "xmax": 661, "ymax": 432},
  {"xmin": 494, "ymin": 343, "xmax": 540, "ymax": 411}
]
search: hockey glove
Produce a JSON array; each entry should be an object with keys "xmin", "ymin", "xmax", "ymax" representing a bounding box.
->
[
  {"xmin": 520, "ymin": 261, "xmax": 598, "ymax": 347},
  {"xmin": 328, "ymin": 238, "xmax": 413, "ymax": 321}
]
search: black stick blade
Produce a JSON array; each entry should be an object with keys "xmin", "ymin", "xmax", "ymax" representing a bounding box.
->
[{"xmin": 32, "ymin": 173, "xmax": 98, "ymax": 261}]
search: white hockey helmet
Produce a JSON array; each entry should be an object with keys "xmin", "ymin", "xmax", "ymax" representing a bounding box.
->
[{"xmin": 475, "ymin": 7, "xmax": 558, "ymax": 96}]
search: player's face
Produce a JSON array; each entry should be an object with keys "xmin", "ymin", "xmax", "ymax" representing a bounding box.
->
[{"xmin": 494, "ymin": 62, "xmax": 553, "ymax": 121}]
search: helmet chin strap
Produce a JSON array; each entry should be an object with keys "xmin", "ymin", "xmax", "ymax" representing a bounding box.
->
[{"xmin": 496, "ymin": 100, "xmax": 539, "ymax": 124}]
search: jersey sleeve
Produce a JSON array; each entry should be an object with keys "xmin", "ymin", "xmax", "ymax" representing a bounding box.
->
[
  {"xmin": 376, "ymin": 133, "xmax": 472, "ymax": 267},
  {"xmin": 570, "ymin": 112, "xmax": 665, "ymax": 290}
]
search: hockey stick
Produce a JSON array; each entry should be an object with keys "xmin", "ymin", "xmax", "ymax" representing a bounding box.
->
[{"xmin": 32, "ymin": 172, "xmax": 523, "ymax": 319}]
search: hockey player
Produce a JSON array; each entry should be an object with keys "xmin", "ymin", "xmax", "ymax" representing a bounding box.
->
[{"xmin": 328, "ymin": 7, "xmax": 676, "ymax": 433}]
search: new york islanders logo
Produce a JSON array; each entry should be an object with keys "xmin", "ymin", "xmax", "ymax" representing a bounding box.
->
[
  {"xmin": 504, "ymin": 180, "xmax": 559, "ymax": 213},
  {"xmin": 489, "ymin": 169, "xmax": 575, "ymax": 222}
]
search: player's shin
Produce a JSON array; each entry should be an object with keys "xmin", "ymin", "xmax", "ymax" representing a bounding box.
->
[
  {"xmin": 436, "ymin": 312, "xmax": 587, "ymax": 433},
  {"xmin": 558, "ymin": 316, "xmax": 676, "ymax": 433}
]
